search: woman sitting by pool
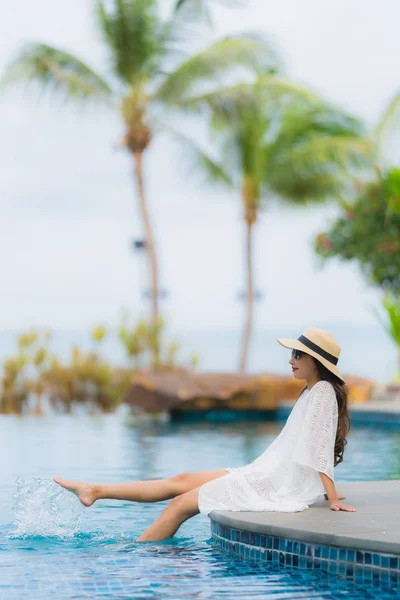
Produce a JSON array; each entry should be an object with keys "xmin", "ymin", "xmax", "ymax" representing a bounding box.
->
[{"xmin": 54, "ymin": 327, "xmax": 357, "ymax": 542}]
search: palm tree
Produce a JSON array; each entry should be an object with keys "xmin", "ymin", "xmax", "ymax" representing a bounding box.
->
[
  {"xmin": 376, "ymin": 89, "xmax": 400, "ymax": 151},
  {"xmin": 176, "ymin": 76, "xmax": 372, "ymax": 371},
  {"xmin": 1, "ymin": 0, "xmax": 277, "ymax": 365},
  {"xmin": 175, "ymin": 0, "xmax": 241, "ymax": 23}
]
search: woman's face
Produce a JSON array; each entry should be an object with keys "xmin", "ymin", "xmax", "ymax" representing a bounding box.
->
[{"xmin": 289, "ymin": 349, "xmax": 317, "ymax": 380}]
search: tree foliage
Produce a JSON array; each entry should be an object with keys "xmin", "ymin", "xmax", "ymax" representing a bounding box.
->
[{"xmin": 314, "ymin": 168, "xmax": 400, "ymax": 293}]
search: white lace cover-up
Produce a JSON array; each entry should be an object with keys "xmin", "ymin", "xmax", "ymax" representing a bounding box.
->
[{"xmin": 198, "ymin": 380, "xmax": 339, "ymax": 516}]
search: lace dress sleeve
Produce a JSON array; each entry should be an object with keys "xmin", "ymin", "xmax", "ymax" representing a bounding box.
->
[{"xmin": 292, "ymin": 381, "xmax": 338, "ymax": 483}]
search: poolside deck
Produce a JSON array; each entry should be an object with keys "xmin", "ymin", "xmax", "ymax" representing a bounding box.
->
[{"xmin": 210, "ymin": 480, "xmax": 400, "ymax": 555}]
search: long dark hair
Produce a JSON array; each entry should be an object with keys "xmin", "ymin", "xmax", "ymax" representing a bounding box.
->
[{"xmin": 299, "ymin": 359, "xmax": 351, "ymax": 467}]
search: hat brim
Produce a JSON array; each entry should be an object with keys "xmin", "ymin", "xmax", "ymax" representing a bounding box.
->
[{"xmin": 276, "ymin": 337, "xmax": 345, "ymax": 384}]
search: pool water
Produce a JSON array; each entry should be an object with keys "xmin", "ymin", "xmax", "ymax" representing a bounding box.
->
[{"xmin": 1, "ymin": 414, "xmax": 400, "ymax": 599}]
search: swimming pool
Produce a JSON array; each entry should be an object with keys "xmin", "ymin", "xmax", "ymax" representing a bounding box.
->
[{"xmin": 1, "ymin": 414, "xmax": 399, "ymax": 598}]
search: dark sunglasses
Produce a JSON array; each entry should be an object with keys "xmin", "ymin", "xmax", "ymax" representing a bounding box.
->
[{"xmin": 291, "ymin": 348, "xmax": 305, "ymax": 360}]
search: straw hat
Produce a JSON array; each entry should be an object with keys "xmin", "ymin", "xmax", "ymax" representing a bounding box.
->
[{"xmin": 276, "ymin": 327, "xmax": 345, "ymax": 383}]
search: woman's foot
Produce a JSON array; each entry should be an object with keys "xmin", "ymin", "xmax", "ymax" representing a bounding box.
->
[
  {"xmin": 53, "ymin": 476, "xmax": 98, "ymax": 507},
  {"xmin": 324, "ymin": 492, "xmax": 346, "ymax": 501}
]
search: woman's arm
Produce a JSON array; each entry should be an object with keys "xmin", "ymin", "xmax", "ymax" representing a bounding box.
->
[
  {"xmin": 318, "ymin": 471, "xmax": 339, "ymax": 502},
  {"xmin": 318, "ymin": 472, "xmax": 356, "ymax": 512}
]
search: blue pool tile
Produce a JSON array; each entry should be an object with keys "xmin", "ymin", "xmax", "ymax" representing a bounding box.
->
[
  {"xmin": 330, "ymin": 548, "xmax": 337, "ymax": 560},
  {"xmin": 355, "ymin": 566, "xmax": 364, "ymax": 580},
  {"xmin": 364, "ymin": 567, "xmax": 373, "ymax": 580},
  {"xmin": 322, "ymin": 546, "xmax": 329, "ymax": 559},
  {"xmin": 329, "ymin": 561, "xmax": 338, "ymax": 575},
  {"xmin": 211, "ymin": 518, "xmax": 400, "ymax": 587},
  {"xmin": 390, "ymin": 571, "xmax": 399, "ymax": 584},
  {"xmin": 339, "ymin": 548, "xmax": 346, "ymax": 561},
  {"xmin": 241, "ymin": 531, "xmax": 249, "ymax": 544},
  {"xmin": 372, "ymin": 568, "xmax": 381, "ymax": 581},
  {"xmin": 321, "ymin": 559, "xmax": 329, "ymax": 571},
  {"xmin": 381, "ymin": 556, "xmax": 389, "ymax": 568},
  {"xmin": 346, "ymin": 565, "xmax": 354, "ymax": 578}
]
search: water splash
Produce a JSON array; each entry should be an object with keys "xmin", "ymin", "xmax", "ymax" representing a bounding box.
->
[{"xmin": 11, "ymin": 477, "xmax": 84, "ymax": 538}]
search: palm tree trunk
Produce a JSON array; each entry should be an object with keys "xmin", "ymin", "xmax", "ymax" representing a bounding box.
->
[
  {"xmin": 132, "ymin": 150, "xmax": 160, "ymax": 330},
  {"xmin": 239, "ymin": 218, "xmax": 254, "ymax": 372}
]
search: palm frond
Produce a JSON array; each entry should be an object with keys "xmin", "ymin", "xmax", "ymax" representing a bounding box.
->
[
  {"xmin": 156, "ymin": 1, "xmax": 212, "ymax": 68},
  {"xmin": 177, "ymin": 76, "xmax": 320, "ymax": 125},
  {"xmin": 266, "ymin": 170, "xmax": 348, "ymax": 204},
  {"xmin": 284, "ymin": 136, "xmax": 372, "ymax": 171},
  {"xmin": 174, "ymin": 0, "xmax": 243, "ymax": 13},
  {"xmin": 153, "ymin": 35, "xmax": 281, "ymax": 105},
  {"xmin": 375, "ymin": 90, "xmax": 400, "ymax": 149},
  {"xmin": 174, "ymin": 0, "xmax": 213, "ymax": 25},
  {"xmin": 95, "ymin": 0, "xmax": 163, "ymax": 83},
  {"xmin": 1, "ymin": 42, "xmax": 113, "ymax": 104},
  {"xmin": 166, "ymin": 128, "xmax": 234, "ymax": 189},
  {"xmin": 265, "ymin": 137, "xmax": 372, "ymax": 202},
  {"xmin": 279, "ymin": 103, "xmax": 365, "ymax": 141},
  {"xmin": 372, "ymin": 293, "xmax": 400, "ymax": 346}
]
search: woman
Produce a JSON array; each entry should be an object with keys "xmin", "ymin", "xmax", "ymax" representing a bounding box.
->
[{"xmin": 54, "ymin": 327, "xmax": 356, "ymax": 542}]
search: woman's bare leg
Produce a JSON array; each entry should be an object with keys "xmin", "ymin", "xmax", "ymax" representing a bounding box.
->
[
  {"xmin": 53, "ymin": 469, "xmax": 229, "ymax": 507},
  {"xmin": 136, "ymin": 487, "xmax": 201, "ymax": 542}
]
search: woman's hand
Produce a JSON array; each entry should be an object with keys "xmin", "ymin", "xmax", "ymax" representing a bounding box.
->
[
  {"xmin": 324, "ymin": 492, "xmax": 346, "ymax": 501},
  {"xmin": 329, "ymin": 500, "xmax": 356, "ymax": 512}
]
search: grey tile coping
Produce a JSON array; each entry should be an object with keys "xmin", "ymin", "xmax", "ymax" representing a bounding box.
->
[{"xmin": 209, "ymin": 480, "xmax": 400, "ymax": 555}]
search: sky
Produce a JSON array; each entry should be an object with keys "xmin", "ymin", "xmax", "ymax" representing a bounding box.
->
[{"xmin": 1, "ymin": 0, "xmax": 400, "ymax": 336}]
